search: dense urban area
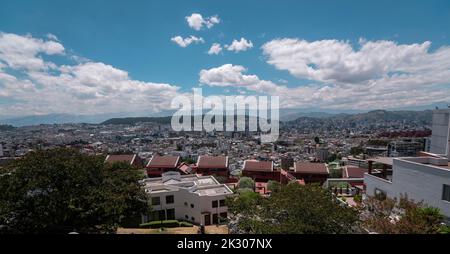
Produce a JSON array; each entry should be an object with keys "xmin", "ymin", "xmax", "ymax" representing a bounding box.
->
[{"xmin": 1, "ymin": 109, "xmax": 449, "ymax": 234}]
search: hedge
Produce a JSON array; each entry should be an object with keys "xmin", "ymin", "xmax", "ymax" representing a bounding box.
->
[
  {"xmin": 139, "ymin": 220, "xmax": 180, "ymax": 229},
  {"xmin": 179, "ymin": 221, "xmax": 194, "ymax": 227}
]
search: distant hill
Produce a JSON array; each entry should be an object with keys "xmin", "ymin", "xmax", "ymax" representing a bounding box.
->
[
  {"xmin": 334, "ymin": 110, "xmax": 432, "ymax": 124},
  {"xmin": 284, "ymin": 110, "xmax": 433, "ymax": 131},
  {"xmin": 101, "ymin": 116, "xmax": 172, "ymax": 125},
  {"xmin": 0, "ymin": 124, "xmax": 15, "ymax": 131},
  {"xmin": 0, "ymin": 113, "xmax": 116, "ymax": 127}
]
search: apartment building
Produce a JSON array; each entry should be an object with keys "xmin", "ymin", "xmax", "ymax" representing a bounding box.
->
[
  {"xmin": 387, "ymin": 140, "xmax": 424, "ymax": 157},
  {"xmin": 364, "ymin": 108, "xmax": 450, "ymax": 218},
  {"xmin": 142, "ymin": 172, "xmax": 233, "ymax": 226}
]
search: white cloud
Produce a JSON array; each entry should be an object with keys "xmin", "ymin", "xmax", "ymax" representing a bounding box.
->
[
  {"xmin": 0, "ymin": 32, "xmax": 65, "ymax": 71},
  {"xmin": 46, "ymin": 33, "xmax": 59, "ymax": 42},
  {"xmin": 199, "ymin": 64, "xmax": 284, "ymax": 94},
  {"xmin": 207, "ymin": 43, "xmax": 222, "ymax": 55},
  {"xmin": 199, "ymin": 63, "xmax": 450, "ymax": 110},
  {"xmin": 171, "ymin": 35, "xmax": 205, "ymax": 48},
  {"xmin": 262, "ymin": 38, "xmax": 450, "ymax": 84},
  {"xmin": 0, "ymin": 32, "xmax": 184, "ymax": 117},
  {"xmin": 225, "ymin": 38, "xmax": 253, "ymax": 52},
  {"xmin": 185, "ymin": 13, "xmax": 220, "ymax": 31}
]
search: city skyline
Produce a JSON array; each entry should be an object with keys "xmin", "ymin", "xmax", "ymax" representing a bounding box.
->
[{"xmin": 1, "ymin": 0, "xmax": 450, "ymax": 118}]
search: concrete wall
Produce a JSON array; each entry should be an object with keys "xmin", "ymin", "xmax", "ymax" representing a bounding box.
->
[
  {"xmin": 365, "ymin": 158, "xmax": 450, "ymax": 218},
  {"xmin": 147, "ymin": 189, "xmax": 229, "ymax": 225},
  {"xmin": 430, "ymin": 109, "xmax": 450, "ymax": 155}
]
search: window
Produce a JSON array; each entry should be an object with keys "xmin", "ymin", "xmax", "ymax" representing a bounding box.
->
[
  {"xmin": 191, "ymin": 217, "xmax": 195, "ymax": 222},
  {"xmin": 151, "ymin": 197, "xmax": 160, "ymax": 206},
  {"xmin": 149, "ymin": 211, "xmax": 160, "ymax": 221},
  {"xmin": 158, "ymin": 210, "xmax": 166, "ymax": 220},
  {"xmin": 212, "ymin": 200, "xmax": 218, "ymax": 208},
  {"xmin": 219, "ymin": 212, "xmax": 228, "ymax": 222},
  {"xmin": 443, "ymin": 184, "xmax": 450, "ymax": 202},
  {"xmin": 166, "ymin": 208, "xmax": 175, "ymax": 220},
  {"xmin": 166, "ymin": 195, "xmax": 174, "ymax": 204},
  {"xmin": 185, "ymin": 215, "xmax": 188, "ymax": 219},
  {"xmin": 190, "ymin": 204, "xmax": 194, "ymax": 208},
  {"xmin": 219, "ymin": 199, "xmax": 226, "ymax": 207}
]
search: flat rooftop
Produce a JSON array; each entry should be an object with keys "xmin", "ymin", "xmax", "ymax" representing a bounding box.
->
[
  {"xmin": 399, "ymin": 156, "xmax": 450, "ymax": 171},
  {"xmin": 142, "ymin": 172, "xmax": 232, "ymax": 196}
]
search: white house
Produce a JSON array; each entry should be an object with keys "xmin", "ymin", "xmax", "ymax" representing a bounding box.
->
[
  {"xmin": 364, "ymin": 108, "xmax": 450, "ymax": 218},
  {"xmin": 141, "ymin": 172, "xmax": 233, "ymax": 226}
]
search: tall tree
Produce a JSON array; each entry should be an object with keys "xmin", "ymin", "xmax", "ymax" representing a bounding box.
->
[
  {"xmin": 0, "ymin": 148, "xmax": 149, "ymax": 234},
  {"xmin": 228, "ymin": 183, "xmax": 359, "ymax": 234}
]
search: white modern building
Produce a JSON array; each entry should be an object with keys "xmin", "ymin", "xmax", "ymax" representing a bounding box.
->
[
  {"xmin": 141, "ymin": 172, "xmax": 233, "ymax": 226},
  {"xmin": 364, "ymin": 108, "xmax": 450, "ymax": 218}
]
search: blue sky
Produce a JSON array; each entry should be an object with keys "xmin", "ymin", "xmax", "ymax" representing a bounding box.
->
[{"xmin": 0, "ymin": 0, "xmax": 450, "ymax": 117}]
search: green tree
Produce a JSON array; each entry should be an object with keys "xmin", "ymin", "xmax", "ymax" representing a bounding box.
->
[
  {"xmin": 181, "ymin": 157, "xmax": 196, "ymax": 164},
  {"xmin": 329, "ymin": 168, "xmax": 343, "ymax": 178},
  {"xmin": 267, "ymin": 180, "xmax": 281, "ymax": 193},
  {"xmin": 363, "ymin": 195, "xmax": 448, "ymax": 234},
  {"xmin": 228, "ymin": 184, "xmax": 359, "ymax": 234},
  {"xmin": 0, "ymin": 148, "xmax": 149, "ymax": 234},
  {"xmin": 238, "ymin": 177, "xmax": 255, "ymax": 190},
  {"xmin": 314, "ymin": 137, "xmax": 321, "ymax": 144},
  {"xmin": 350, "ymin": 146, "xmax": 364, "ymax": 156}
]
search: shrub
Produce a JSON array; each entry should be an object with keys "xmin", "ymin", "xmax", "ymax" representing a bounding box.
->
[
  {"xmin": 139, "ymin": 220, "xmax": 180, "ymax": 228},
  {"xmin": 179, "ymin": 221, "xmax": 194, "ymax": 227}
]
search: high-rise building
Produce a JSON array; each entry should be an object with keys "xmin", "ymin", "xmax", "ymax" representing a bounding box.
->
[{"xmin": 430, "ymin": 108, "xmax": 450, "ymax": 157}]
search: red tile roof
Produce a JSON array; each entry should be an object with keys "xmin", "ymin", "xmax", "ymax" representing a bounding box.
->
[
  {"xmin": 105, "ymin": 154, "xmax": 136, "ymax": 165},
  {"xmin": 147, "ymin": 155, "xmax": 180, "ymax": 168},
  {"xmin": 243, "ymin": 160, "xmax": 274, "ymax": 172},
  {"xmin": 294, "ymin": 162, "xmax": 328, "ymax": 174},
  {"xmin": 197, "ymin": 156, "xmax": 228, "ymax": 169},
  {"xmin": 344, "ymin": 166, "xmax": 368, "ymax": 178}
]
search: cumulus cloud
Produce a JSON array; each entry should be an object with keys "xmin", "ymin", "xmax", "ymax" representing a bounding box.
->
[
  {"xmin": 199, "ymin": 64, "xmax": 286, "ymax": 93},
  {"xmin": 0, "ymin": 32, "xmax": 183, "ymax": 116},
  {"xmin": 225, "ymin": 38, "xmax": 253, "ymax": 52},
  {"xmin": 262, "ymin": 38, "xmax": 450, "ymax": 84},
  {"xmin": 0, "ymin": 32, "xmax": 65, "ymax": 71},
  {"xmin": 207, "ymin": 43, "xmax": 222, "ymax": 55},
  {"xmin": 171, "ymin": 35, "xmax": 205, "ymax": 48},
  {"xmin": 199, "ymin": 62, "xmax": 450, "ymax": 110},
  {"xmin": 186, "ymin": 13, "xmax": 220, "ymax": 31}
]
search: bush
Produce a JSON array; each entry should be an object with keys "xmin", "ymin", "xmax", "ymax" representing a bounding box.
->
[
  {"xmin": 238, "ymin": 177, "xmax": 255, "ymax": 189},
  {"xmin": 139, "ymin": 220, "xmax": 180, "ymax": 228},
  {"xmin": 179, "ymin": 221, "xmax": 194, "ymax": 227}
]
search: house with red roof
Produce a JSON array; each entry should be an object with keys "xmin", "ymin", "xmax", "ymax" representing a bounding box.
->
[
  {"xmin": 242, "ymin": 160, "xmax": 280, "ymax": 182},
  {"xmin": 192, "ymin": 155, "xmax": 229, "ymax": 177},
  {"xmin": 104, "ymin": 154, "xmax": 143, "ymax": 168},
  {"xmin": 146, "ymin": 155, "xmax": 182, "ymax": 177},
  {"xmin": 292, "ymin": 162, "xmax": 329, "ymax": 184}
]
